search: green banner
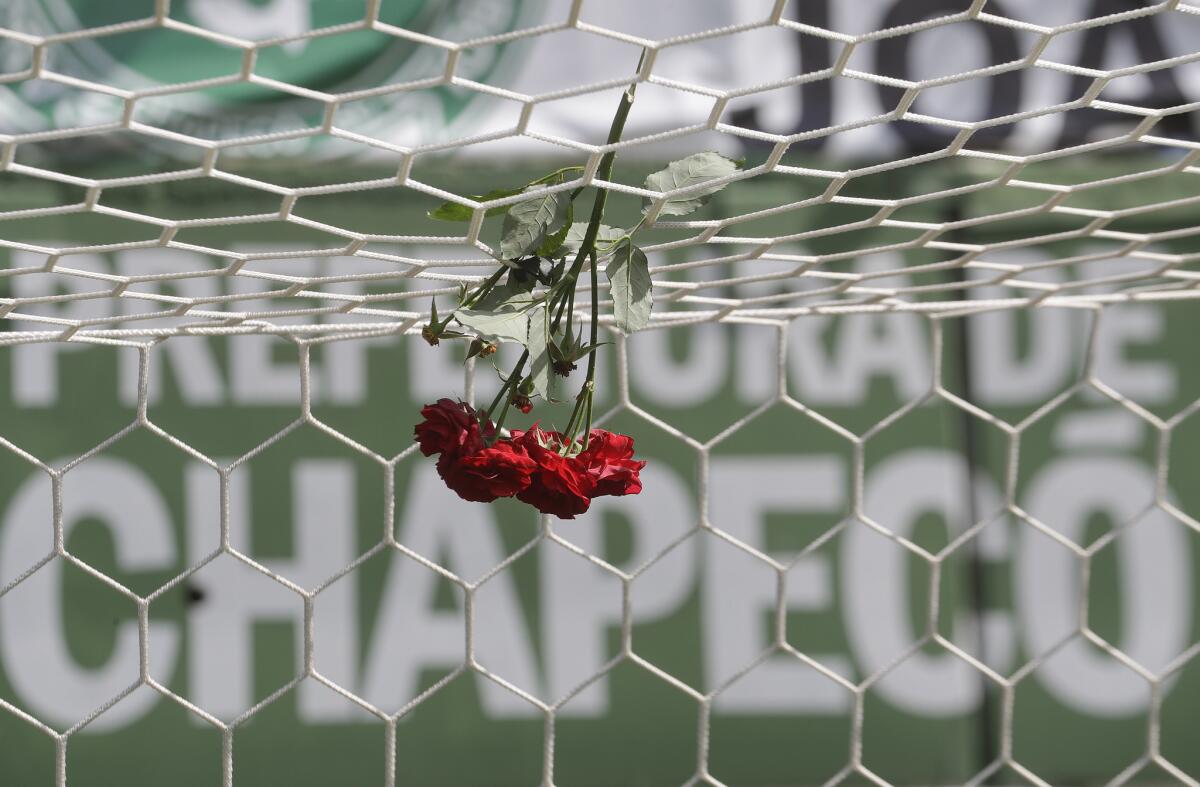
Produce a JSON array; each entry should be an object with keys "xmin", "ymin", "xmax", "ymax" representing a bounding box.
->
[{"xmin": 0, "ymin": 160, "xmax": 1197, "ymax": 786}]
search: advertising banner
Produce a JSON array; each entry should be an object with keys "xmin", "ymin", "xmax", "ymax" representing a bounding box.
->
[{"xmin": 0, "ymin": 161, "xmax": 1197, "ymax": 785}]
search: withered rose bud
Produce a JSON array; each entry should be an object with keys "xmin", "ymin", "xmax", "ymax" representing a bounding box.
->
[
  {"xmin": 511, "ymin": 393, "xmax": 533, "ymax": 414},
  {"xmin": 466, "ymin": 337, "xmax": 498, "ymax": 360},
  {"xmin": 421, "ymin": 325, "xmax": 440, "ymax": 346},
  {"xmin": 552, "ymin": 359, "xmax": 577, "ymax": 377}
]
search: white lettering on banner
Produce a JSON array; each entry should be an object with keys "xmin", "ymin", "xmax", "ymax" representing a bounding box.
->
[
  {"xmin": 221, "ymin": 248, "xmax": 387, "ymax": 407},
  {"xmin": 629, "ymin": 325, "xmax": 728, "ymax": 407},
  {"xmin": 7, "ymin": 245, "xmax": 403, "ymax": 409},
  {"xmin": 543, "ymin": 465, "xmax": 696, "ymax": 715},
  {"xmin": 970, "ymin": 293, "xmax": 1075, "ymax": 405},
  {"xmin": 114, "ymin": 249, "xmax": 226, "ymax": 407},
  {"xmin": 319, "ymin": 335, "xmax": 377, "ymax": 406},
  {"xmin": 185, "ymin": 460, "xmax": 358, "ymax": 722},
  {"xmin": 967, "ymin": 480, "xmax": 1019, "ymax": 675},
  {"xmin": 706, "ymin": 457, "xmax": 853, "ymax": 712},
  {"xmin": 2, "ymin": 244, "xmax": 1177, "ymax": 411},
  {"xmin": 1017, "ymin": 456, "xmax": 1191, "ymax": 717},
  {"xmin": 229, "ymin": 335, "xmax": 304, "ymax": 405},
  {"xmin": 1092, "ymin": 306, "xmax": 1175, "ymax": 404},
  {"xmin": 225, "ymin": 257, "xmax": 315, "ymax": 406},
  {"xmin": 788, "ymin": 313, "xmax": 931, "ymax": 404},
  {"xmin": 845, "ymin": 450, "xmax": 982, "ymax": 716},
  {"xmin": 967, "ymin": 253, "xmax": 1074, "ymax": 405},
  {"xmin": 0, "ymin": 451, "xmax": 1194, "ymax": 730},
  {"xmin": 363, "ymin": 463, "xmax": 540, "ymax": 719},
  {"xmin": 733, "ymin": 323, "xmax": 779, "ymax": 405},
  {"xmin": 10, "ymin": 250, "xmax": 109, "ymax": 407},
  {"xmin": 0, "ymin": 458, "xmax": 179, "ymax": 730}
]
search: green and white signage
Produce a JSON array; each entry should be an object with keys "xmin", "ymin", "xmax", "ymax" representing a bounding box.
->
[
  {"xmin": 0, "ymin": 162, "xmax": 1198, "ymax": 785},
  {"xmin": 0, "ymin": 0, "xmax": 536, "ymax": 153}
]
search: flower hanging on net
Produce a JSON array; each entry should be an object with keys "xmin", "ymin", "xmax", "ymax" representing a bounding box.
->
[{"xmin": 413, "ymin": 407, "xmax": 645, "ymax": 519}]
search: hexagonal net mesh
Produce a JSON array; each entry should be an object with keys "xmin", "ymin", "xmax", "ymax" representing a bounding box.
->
[
  {"xmin": 0, "ymin": 0, "xmax": 1198, "ymax": 343},
  {"xmin": 1, "ymin": 1, "xmax": 1200, "ymax": 786}
]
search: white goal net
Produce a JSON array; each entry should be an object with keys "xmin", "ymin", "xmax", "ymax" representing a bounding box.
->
[{"xmin": 0, "ymin": 0, "xmax": 1199, "ymax": 785}]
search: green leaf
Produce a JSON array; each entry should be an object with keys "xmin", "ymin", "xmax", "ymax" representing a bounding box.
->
[
  {"xmin": 642, "ymin": 151, "xmax": 742, "ymax": 217},
  {"xmin": 455, "ymin": 308, "xmax": 530, "ymax": 346},
  {"xmin": 575, "ymin": 340, "xmax": 610, "ymax": 356},
  {"xmin": 527, "ymin": 306, "xmax": 564, "ymax": 402},
  {"xmin": 428, "ymin": 187, "xmax": 526, "ymax": 222},
  {"xmin": 537, "ymin": 203, "xmax": 574, "ymax": 257},
  {"xmin": 530, "ymin": 165, "xmax": 584, "ymax": 186},
  {"xmin": 429, "ymin": 202, "xmax": 474, "ymax": 222},
  {"xmin": 606, "ymin": 242, "xmax": 653, "ymax": 333},
  {"xmin": 428, "ymin": 167, "xmax": 582, "ymax": 222},
  {"xmin": 470, "ymin": 278, "xmax": 537, "ymax": 313},
  {"xmin": 500, "ymin": 186, "xmax": 570, "ymax": 260},
  {"xmin": 560, "ymin": 222, "xmax": 625, "ymax": 257}
]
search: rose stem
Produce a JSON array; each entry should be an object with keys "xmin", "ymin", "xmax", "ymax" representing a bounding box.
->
[
  {"xmin": 563, "ymin": 277, "xmax": 576, "ymax": 344},
  {"xmin": 561, "ymin": 248, "xmax": 601, "ymax": 451},
  {"xmin": 581, "ymin": 248, "xmax": 600, "ymax": 449},
  {"xmin": 461, "ymin": 266, "xmax": 507, "ymax": 310},
  {"xmin": 483, "ymin": 349, "xmax": 529, "ymax": 427},
  {"xmin": 489, "ymin": 363, "xmax": 528, "ymax": 438},
  {"xmin": 550, "ymin": 49, "xmax": 643, "ymax": 335}
]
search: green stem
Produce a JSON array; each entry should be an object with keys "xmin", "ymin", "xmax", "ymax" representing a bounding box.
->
[
  {"xmin": 623, "ymin": 215, "xmax": 647, "ymax": 242},
  {"xmin": 551, "ymin": 52, "xmax": 644, "ymax": 451},
  {"xmin": 581, "ymin": 387, "xmax": 594, "ymax": 450},
  {"xmin": 564, "ymin": 279, "xmax": 576, "ymax": 342},
  {"xmin": 585, "ymin": 252, "xmax": 599, "ymax": 381},
  {"xmin": 550, "ymin": 59, "xmax": 641, "ymax": 336},
  {"xmin": 550, "ymin": 273, "xmax": 575, "ymax": 329},
  {"xmin": 581, "ymin": 249, "xmax": 600, "ymax": 449},
  {"xmin": 492, "ymin": 380, "xmax": 522, "ymax": 436},
  {"xmin": 483, "ymin": 350, "xmax": 529, "ymax": 422},
  {"xmin": 461, "ymin": 266, "xmax": 507, "ymax": 311},
  {"xmin": 560, "ymin": 387, "xmax": 588, "ymax": 453},
  {"xmin": 561, "ymin": 252, "xmax": 601, "ymax": 452}
]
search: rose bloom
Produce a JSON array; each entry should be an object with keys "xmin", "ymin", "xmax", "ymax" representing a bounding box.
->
[
  {"xmin": 437, "ymin": 441, "xmax": 536, "ymax": 503},
  {"xmin": 510, "ymin": 427, "xmax": 594, "ymax": 519},
  {"xmin": 578, "ymin": 429, "xmax": 645, "ymax": 497},
  {"xmin": 416, "ymin": 405, "xmax": 647, "ymax": 516},
  {"xmin": 413, "ymin": 398, "xmax": 492, "ymax": 458}
]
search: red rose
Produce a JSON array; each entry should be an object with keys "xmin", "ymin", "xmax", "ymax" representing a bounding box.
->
[
  {"xmin": 436, "ymin": 440, "xmax": 536, "ymax": 503},
  {"xmin": 414, "ymin": 399, "xmax": 493, "ymax": 457},
  {"xmin": 579, "ymin": 429, "xmax": 646, "ymax": 497},
  {"xmin": 510, "ymin": 427, "xmax": 594, "ymax": 519},
  {"xmin": 418, "ymin": 408, "xmax": 647, "ymax": 516}
]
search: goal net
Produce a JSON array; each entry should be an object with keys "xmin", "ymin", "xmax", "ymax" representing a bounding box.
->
[{"xmin": 0, "ymin": 1, "xmax": 1199, "ymax": 785}]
